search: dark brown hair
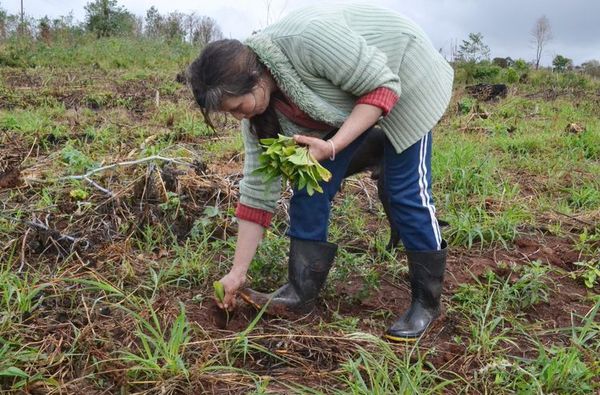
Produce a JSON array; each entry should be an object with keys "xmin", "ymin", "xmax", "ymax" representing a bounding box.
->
[{"xmin": 187, "ymin": 39, "xmax": 281, "ymax": 139}]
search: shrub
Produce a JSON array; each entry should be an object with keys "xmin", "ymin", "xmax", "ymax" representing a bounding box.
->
[
  {"xmin": 472, "ymin": 62, "xmax": 501, "ymax": 81},
  {"xmin": 504, "ymin": 68, "xmax": 519, "ymax": 83}
]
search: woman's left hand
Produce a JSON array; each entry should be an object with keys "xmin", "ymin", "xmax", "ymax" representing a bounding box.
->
[{"xmin": 293, "ymin": 135, "xmax": 333, "ymax": 162}]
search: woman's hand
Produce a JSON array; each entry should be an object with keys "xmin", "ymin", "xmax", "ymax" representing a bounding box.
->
[
  {"xmin": 216, "ymin": 269, "xmax": 247, "ymax": 310},
  {"xmin": 293, "ymin": 135, "xmax": 333, "ymax": 162}
]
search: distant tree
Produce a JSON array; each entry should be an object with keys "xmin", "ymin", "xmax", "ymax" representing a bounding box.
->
[
  {"xmin": 132, "ymin": 15, "xmax": 143, "ymax": 37},
  {"xmin": 144, "ymin": 9, "xmax": 185, "ymax": 41},
  {"xmin": 84, "ymin": 0, "xmax": 136, "ymax": 38},
  {"xmin": 457, "ymin": 33, "xmax": 490, "ymax": 63},
  {"xmin": 144, "ymin": 7, "xmax": 221, "ymax": 43},
  {"xmin": 185, "ymin": 12, "xmax": 200, "ymax": 42},
  {"xmin": 162, "ymin": 12, "xmax": 186, "ymax": 42},
  {"xmin": 531, "ymin": 15, "xmax": 552, "ymax": 70},
  {"xmin": 552, "ymin": 55, "xmax": 573, "ymax": 72},
  {"xmin": 192, "ymin": 16, "xmax": 223, "ymax": 46},
  {"xmin": 38, "ymin": 16, "xmax": 51, "ymax": 43},
  {"xmin": 51, "ymin": 12, "xmax": 83, "ymax": 42},
  {"xmin": 0, "ymin": 8, "xmax": 7, "ymax": 40},
  {"xmin": 581, "ymin": 59, "xmax": 600, "ymax": 78},
  {"xmin": 144, "ymin": 6, "xmax": 163, "ymax": 38}
]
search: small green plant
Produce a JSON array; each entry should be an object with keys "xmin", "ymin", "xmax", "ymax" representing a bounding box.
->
[
  {"xmin": 332, "ymin": 333, "xmax": 455, "ymax": 394},
  {"xmin": 120, "ymin": 302, "xmax": 191, "ymax": 380},
  {"xmin": 175, "ymin": 112, "xmax": 215, "ymax": 137},
  {"xmin": 566, "ymin": 183, "xmax": 600, "ymax": 210},
  {"xmin": 574, "ymin": 227, "xmax": 600, "ymax": 256},
  {"xmin": 85, "ymin": 92, "xmax": 112, "ymax": 109},
  {"xmin": 60, "ymin": 143, "xmax": 96, "ymax": 174},
  {"xmin": 158, "ymin": 191, "xmax": 182, "ymax": 219},
  {"xmin": 0, "ymin": 339, "xmax": 44, "ymax": 390},
  {"xmin": 569, "ymin": 302, "xmax": 600, "ymax": 352},
  {"xmin": 69, "ymin": 188, "xmax": 89, "ymax": 201},
  {"xmin": 213, "ymin": 281, "xmax": 225, "ymax": 303},
  {"xmin": 213, "ymin": 280, "xmax": 231, "ymax": 324},
  {"xmin": 452, "ymin": 261, "xmax": 551, "ymax": 316},
  {"xmin": 134, "ymin": 224, "xmax": 170, "ymax": 254},
  {"xmin": 191, "ymin": 206, "xmax": 221, "ymax": 235},
  {"xmin": 465, "ymin": 293, "xmax": 517, "ymax": 358},
  {"xmin": 254, "ymin": 134, "xmax": 332, "ymax": 196},
  {"xmin": 573, "ymin": 261, "xmax": 600, "ymax": 289},
  {"xmin": 0, "ymin": 269, "xmax": 49, "ymax": 321},
  {"xmin": 483, "ymin": 344, "xmax": 598, "ymax": 394},
  {"xmin": 457, "ymin": 97, "xmax": 477, "ymax": 114}
]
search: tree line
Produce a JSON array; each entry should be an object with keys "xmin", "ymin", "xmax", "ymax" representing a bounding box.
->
[
  {"xmin": 0, "ymin": 0, "xmax": 223, "ymax": 46},
  {"xmin": 451, "ymin": 16, "xmax": 599, "ymax": 78},
  {"xmin": 1, "ymin": 1, "xmax": 598, "ymax": 79}
]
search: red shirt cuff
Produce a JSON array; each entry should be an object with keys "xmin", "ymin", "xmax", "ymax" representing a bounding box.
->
[
  {"xmin": 236, "ymin": 203, "xmax": 273, "ymax": 228},
  {"xmin": 356, "ymin": 87, "xmax": 399, "ymax": 116}
]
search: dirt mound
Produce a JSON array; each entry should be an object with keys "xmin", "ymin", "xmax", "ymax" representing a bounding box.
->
[{"xmin": 0, "ymin": 166, "xmax": 21, "ymax": 189}]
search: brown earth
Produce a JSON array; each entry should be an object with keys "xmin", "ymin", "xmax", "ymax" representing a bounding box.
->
[
  {"xmin": 2, "ymin": 132, "xmax": 595, "ymax": 392},
  {"xmin": 1, "ymin": 67, "xmax": 598, "ymax": 393}
]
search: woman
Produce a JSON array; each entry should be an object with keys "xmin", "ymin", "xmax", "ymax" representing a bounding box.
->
[{"xmin": 187, "ymin": 3, "xmax": 453, "ymax": 341}]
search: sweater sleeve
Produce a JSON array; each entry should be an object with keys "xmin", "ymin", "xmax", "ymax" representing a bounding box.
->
[
  {"xmin": 300, "ymin": 19, "xmax": 402, "ymax": 98},
  {"xmin": 236, "ymin": 203, "xmax": 273, "ymax": 228},
  {"xmin": 356, "ymin": 87, "xmax": 399, "ymax": 116},
  {"xmin": 238, "ymin": 119, "xmax": 282, "ymax": 213}
]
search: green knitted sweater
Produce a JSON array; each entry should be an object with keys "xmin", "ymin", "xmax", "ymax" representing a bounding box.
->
[{"xmin": 239, "ymin": 3, "xmax": 454, "ymax": 212}]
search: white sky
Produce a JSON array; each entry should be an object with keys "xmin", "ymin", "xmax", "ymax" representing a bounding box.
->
[{"xmin": 3, "ymin": 0, "xmax": 599, "ymax": 65}]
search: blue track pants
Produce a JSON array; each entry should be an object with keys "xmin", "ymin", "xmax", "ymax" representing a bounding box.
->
[{"xmin": 288, "ymin": 129, "xmax": 442, "ymax": 251}]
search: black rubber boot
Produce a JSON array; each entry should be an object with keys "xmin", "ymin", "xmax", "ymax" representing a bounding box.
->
[
  {"xmin": 385, "ymin": 241, "xmax": 447, "ymax": 341},
  {"xmin": 240, "ymin": 238, "xmax": 337, "ymax": 317}
]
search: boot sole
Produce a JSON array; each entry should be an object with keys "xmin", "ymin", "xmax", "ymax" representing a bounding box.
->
[
  {"xmin": 383, "ymin": 333, "xmax": 419, "ymax": 342},
  {"xmin": 239, "ymin": 291, "xmax": 263, "ymax": 310}
]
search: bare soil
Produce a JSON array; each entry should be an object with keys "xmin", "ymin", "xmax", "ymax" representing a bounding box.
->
[{"xmin": 1, "ymin": 67, "xmax": 598, "ymax": 393}]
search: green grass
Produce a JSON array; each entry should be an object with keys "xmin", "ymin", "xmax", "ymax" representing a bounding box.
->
[
  {"xmin": 1, "ymin": 35, "xmax": 198, "ymax": 71},
  {"xmin": 119, "ymin": 302, "xmax": 191, "ymax": 380},
  {"xmin": 480, "ymin": 304, "xmax": 600, "ymax": 394},
  {"xmin": 1, "ymin": 37, "xmax": 599, "ymax": 393}
]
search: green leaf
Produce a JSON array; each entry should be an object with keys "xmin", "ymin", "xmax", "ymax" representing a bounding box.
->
[
  {"xmin": 298, "ymin": 173, "xmax": 307, "ymax": 190},
  {"xmin": 213, "ymin": 281, "xmax": 225, "ymax": 303},
  {"xmin": 0, "ymin": 367, "xmax": 29, "ymax": 379},
  {"xmin": 259, "ymin": 138, "xmax": 276, "ymax": 146},
  {"xmin": 315, "ymin": 164, "xmax": 332, "ymax": 182},
  {"xmin": 69, "ymin": 188, "xmax": 89, "ymax": 201}
]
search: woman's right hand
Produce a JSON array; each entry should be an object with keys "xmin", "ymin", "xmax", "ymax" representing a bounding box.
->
[
  {"xmin": 216, "ymin": 269, "xmax": 247, "ymax": 310},
  {"xmin": 216, "ymin": 218, "xmax": 264, "ymax": 310}
]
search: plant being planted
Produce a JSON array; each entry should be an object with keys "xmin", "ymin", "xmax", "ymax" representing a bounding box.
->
[
  {"xmin": 254, "ymin": 134, "xmax": 332, "ymax": 195},
  {"xmin": 213, "ymin": 280, "xmax": 230, "ymax": 326},
  {"xmin": 213, "ymin": 281, "xmax": 225, "ymax": 304}
]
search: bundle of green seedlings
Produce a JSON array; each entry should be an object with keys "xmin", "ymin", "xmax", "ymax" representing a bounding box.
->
[{"xmin": 254, "ymin": 134, "xmax": 332, "ymax": 195}]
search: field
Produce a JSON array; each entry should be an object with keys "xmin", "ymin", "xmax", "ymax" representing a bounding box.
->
[{"xmin": 1, "ymin": 38, "xmax": 599, "ymax": 394}]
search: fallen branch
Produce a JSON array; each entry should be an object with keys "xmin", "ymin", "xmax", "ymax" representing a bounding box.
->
[
  {"xmin": 41, "ymin": 155, "xmax": 194, "ymax": 197},
  {"xmin": 25, "ymin": 155, "xmax": 194, "ymax": 189},
  {"xmin": 551, "ymin": 209, "xmax": 596, "ymax": 228},
  {"xmin": 59, "ymin": 155, "xmax": 192, "ymax": 182},
  {"xmin": 18, "ymin": 227, "xmax": 31, "ymax": 273},
  {"xmin": 83, "ymin": 176, "xmax": 115, "ymax": 197}
]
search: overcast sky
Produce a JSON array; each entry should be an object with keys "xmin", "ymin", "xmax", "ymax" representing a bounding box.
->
[{"xmin": 3, "ymin": 0, "xmax": 599, "ymax": 65}]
